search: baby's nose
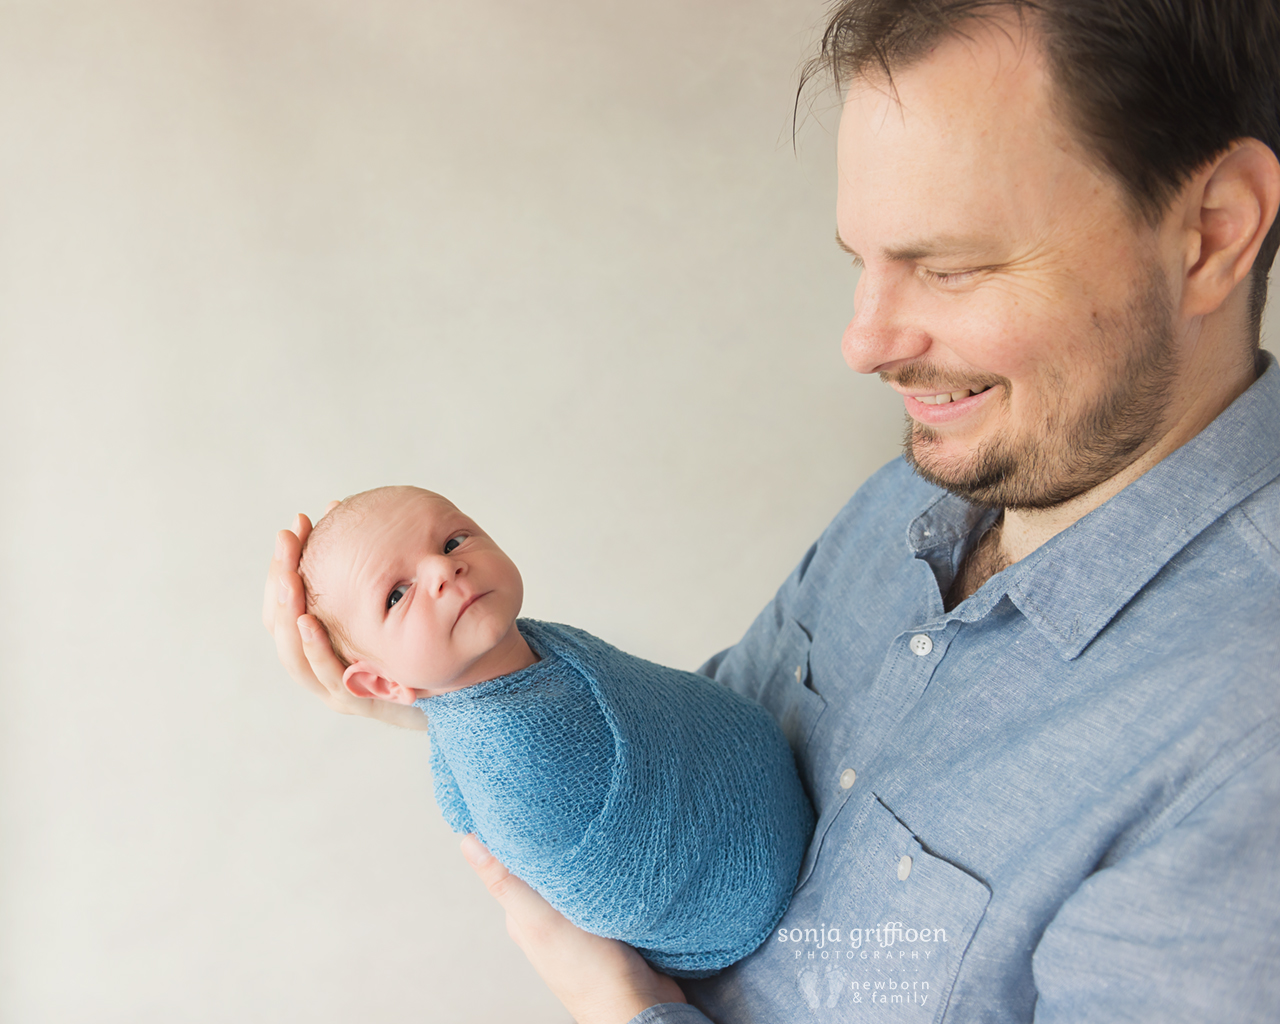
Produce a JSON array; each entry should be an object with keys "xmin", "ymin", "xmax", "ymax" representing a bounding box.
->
[{"xmin": 429, "ymin": 557, "xmax": 466, "ymax": 593}]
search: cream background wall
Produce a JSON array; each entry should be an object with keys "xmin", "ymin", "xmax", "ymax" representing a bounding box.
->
[{"xmin": 1, "ymin": 3, "xmax": 1275, "ymax": 1023}]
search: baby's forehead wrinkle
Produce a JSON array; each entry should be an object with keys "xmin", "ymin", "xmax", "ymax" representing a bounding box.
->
[
  {"xmin": 344, "ymin": 536, "xmax": 383, "ymax": 602},
  {"xmin": 301, "ymin": 518, "xmax": 366, "ymax": 620},
  {"xmin": 305, "ymin": 485, "xmax": 471, "ymax": 610}
]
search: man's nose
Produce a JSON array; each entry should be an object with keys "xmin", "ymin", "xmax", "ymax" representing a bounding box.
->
[{"xmin": 840, "ymin": 269, "xmax": 929, "ymax": 374}]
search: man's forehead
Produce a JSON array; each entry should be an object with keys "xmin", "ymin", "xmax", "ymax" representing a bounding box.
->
[
  {"xmin": 833, "ymin": 15, "xmax": 1098, "ymax": 256},
  {"xmin": 844, "ymin": 14, "xmax": 1047, "ymax": 125}
]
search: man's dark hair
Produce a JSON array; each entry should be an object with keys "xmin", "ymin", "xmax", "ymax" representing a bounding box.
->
[{"xmin": 801, "ymin": 0, "xmax": 1280, "ymax": 342}]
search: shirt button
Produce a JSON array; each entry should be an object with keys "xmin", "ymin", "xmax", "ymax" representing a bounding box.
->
[
  {"xmin": 909, "ymin": 633, "xmax": 933, "ymax": 657},
  {"xmin": 897, "ymin": 855, "xmax": 913, "ymax": 881},
  {"xmin": 839, "ymin": 768, "xmax": 857, "ymax": 789},
  {"xmin": 794, "ymin": 664, "xmax": 803, "ymax": 684}
]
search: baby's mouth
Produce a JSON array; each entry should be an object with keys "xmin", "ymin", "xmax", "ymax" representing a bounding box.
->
[
  {"xmin": 913, "ymin": 384, "xmax": 994, "ymax": 405},
  {"xmin": 454, "ymin": 592, "xmax": 485, "ymax": 627}
]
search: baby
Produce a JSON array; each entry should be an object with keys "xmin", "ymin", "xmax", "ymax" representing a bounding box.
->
[{"xmin": 297, "ymin": 485, "xmax": 814, "ymax": 977}]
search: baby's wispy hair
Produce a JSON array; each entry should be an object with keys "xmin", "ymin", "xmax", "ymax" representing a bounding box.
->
[
  {"xmin": 296, "ymin": 489, "xmax": 388, "ymax": 667},
  {"xmin": 296, "ymin": 485, "xmax": 446, "ymax": 668}
]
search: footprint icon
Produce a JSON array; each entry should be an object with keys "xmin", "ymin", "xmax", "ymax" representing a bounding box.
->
[
  {"xmin": 824, "ymin": 963, "xmax": 846, "ymax": 1008},
  {"xmin": 797, "ymin": 965, "xmax": 821, "ymax": 1011}
]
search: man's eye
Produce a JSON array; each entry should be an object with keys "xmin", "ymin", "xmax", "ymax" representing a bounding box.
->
[
  {"xmin": 386, "ymin": 584, "xmax": 409, "ymax": 611},
  {"xmin": 443, "ymin": 533, "xmax": 466, "ymax": 554},
  {"xmin": 919, "ymin": 266, "xmax": 979, "ymax": 285}
]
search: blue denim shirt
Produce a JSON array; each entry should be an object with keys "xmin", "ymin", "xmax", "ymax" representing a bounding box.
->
[{"xmin": 631, "ymin": 354, "xmax": 1280, "ymax": 1023}]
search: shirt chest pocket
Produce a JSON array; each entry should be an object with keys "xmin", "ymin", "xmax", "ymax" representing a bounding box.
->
[
  {"xmin": 755, "ymin": 617, "xmax": 827, "ymax": 764},
  {"xmin": 781, "ymin": 796, "xmax": 992, "ymax": 1021}
]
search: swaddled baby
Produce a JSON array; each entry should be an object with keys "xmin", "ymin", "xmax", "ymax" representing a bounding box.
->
[{"xmin": 297, "ymin": 485, "xmax": 814, "ymax": 977}]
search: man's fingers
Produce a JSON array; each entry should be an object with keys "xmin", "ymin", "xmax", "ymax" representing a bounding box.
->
[
  {"xmin": 460, "ymin": 835, "xmax": 687, "ymax": 1021},
  {"xmin": 262, "ymin": 514, "xmax": 312, "ymax": 631},
  {"xmin": 462, "ymin": 833, "xmax": 517, "ymax": 897},
  {"xmin": 262, "ymin": 528, "xmax": 302, "ymax": 631},
  {"xmin": 272, "ymin": 572, "xmax": 319, "ymax": 688},
  {"xmin": 461, "ymin": 835, "xmax": 561, "ymax": 937},
  {"xmin": 297, "ymin": 614, "xmax": 349, "ymax": 699}
]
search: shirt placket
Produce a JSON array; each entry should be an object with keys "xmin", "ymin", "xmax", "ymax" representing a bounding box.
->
[{"xmin": 847, "ymin": 619, "xmax": 960, "ymax": 777}]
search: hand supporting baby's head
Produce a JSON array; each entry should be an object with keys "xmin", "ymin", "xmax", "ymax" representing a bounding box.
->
[{"xmin": 298, "ymin": 486, "xmax": 536, "ymax": 704}]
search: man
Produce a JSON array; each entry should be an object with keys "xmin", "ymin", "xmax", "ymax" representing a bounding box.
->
[{"xmin": 266, "ymin": 1, "xmax": 1280, "ymax": 1020}]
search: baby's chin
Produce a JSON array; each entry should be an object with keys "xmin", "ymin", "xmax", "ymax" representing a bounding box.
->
[
  {"xmin": 416, "ymin": 677, "xmax": 480, "ymax": 699},
  {"xmin": 392, "ymin": 657, "xmax": 490, "ymax": 697},
  {"xmin": 409, "ymin": 661, "xmax": 497, "ymax": 696}
]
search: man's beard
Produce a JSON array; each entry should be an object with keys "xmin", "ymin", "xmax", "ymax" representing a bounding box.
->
[{"xmin": 894, "ymin": 266, "xmax": 1179, "ymax": 511}]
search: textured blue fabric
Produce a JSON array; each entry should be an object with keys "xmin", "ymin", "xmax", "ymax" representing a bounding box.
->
[
  {"xmin": 628, "ymin": 354, "xmax": 1280, "ymax": 1023},
  {"xmin": 416, "ymin": 619, "xmax": 815, "ymax": 977}
]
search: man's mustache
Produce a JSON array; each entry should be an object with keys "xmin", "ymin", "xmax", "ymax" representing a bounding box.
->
[{"xmin": 879, "ymin": 361, "xmax": 1009, "ymax": 393}]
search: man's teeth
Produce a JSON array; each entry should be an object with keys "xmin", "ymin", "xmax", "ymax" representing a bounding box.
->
[{"xmin": 916, "ymin": 385, "xmax": 992, "ymax": 405}]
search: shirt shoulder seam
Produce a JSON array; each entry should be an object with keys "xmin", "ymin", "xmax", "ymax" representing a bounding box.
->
[
  {"xmin": 1102, "ymin": 714, "xmax": 1280, "ymax": 866},
  {"xmin": 1231, "ymin": 502, "xmax": 1280, "ymax": 578}
]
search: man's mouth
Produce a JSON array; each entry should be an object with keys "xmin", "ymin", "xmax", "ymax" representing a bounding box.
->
[{"xmin": 913, "ymin": 384, "xmax": 995, "ymax": 405}]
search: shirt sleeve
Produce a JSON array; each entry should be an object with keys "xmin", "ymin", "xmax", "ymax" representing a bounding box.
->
[
  {"xmin": 1031, "ymin": 735, "xmax": 1280, "ymax": 1022},
  {"xmin": 626, "ymin": 1003, "xmax": 716, "ymax": 1024},
  {"xmin": 697, "ymin": 538, "xmax": 819, "ymax": 696}
]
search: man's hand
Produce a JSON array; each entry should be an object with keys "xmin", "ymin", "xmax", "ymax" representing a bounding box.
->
[
  {"xmin": 262, "ymin": 511, "xmax": 428, "ymax": 730},
  {"xmin": 461, "ymin": 835, "xmax": 687, "ymax": 1024}
]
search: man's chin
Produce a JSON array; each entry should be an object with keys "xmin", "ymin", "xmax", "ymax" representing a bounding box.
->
[
  {"xmin": 903, "ymin": 427, "xmax": 1109, "ymax": 511},
  {"xmin": 905, "ymin": 452, "xmax": 1007, "ymax": 509},
  {"xmin": 901, "ymin": 423, "xmax": 1068, "ymax": 510},
  {"xmin": 901, "ymin": 424, "xmax": 1003, "ymax": 505}
]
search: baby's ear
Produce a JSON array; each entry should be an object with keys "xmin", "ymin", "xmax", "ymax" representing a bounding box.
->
[{"xmin": 343, "ymin": 662, "xmax": 418, "ymax": 705}]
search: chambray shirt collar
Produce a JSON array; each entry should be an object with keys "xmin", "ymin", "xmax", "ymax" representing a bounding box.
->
[{"xmin": 908, "ymin": 352, "xmax": 1280, "ymax": 661}]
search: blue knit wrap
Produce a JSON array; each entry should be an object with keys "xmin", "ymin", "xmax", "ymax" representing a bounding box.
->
[{"xmin": 414, "ymin": 619, "xmax": 814, "ymax": 977}]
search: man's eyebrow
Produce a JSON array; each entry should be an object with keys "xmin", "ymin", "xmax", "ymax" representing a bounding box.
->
[
  {"xmin": 835, "ymin": 228, "xmax": 997, "ymax": 264},
  {"xmin": 834, "ymin": 230, "xmax": 863, "ymax": 265},
  {"xmin": 883, "ymin": 239, "xmax": 995, "ymax": 262}
]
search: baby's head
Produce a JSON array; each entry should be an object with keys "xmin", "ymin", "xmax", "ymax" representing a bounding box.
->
[{"xmin": 298, "ymin": 486, "xmax": 527, "ymax": 703}]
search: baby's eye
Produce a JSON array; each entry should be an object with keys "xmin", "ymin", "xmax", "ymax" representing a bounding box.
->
[
  {"xmin": 443, "ymin": 533, "xmax": 467, "ymax": 555},
  {"xmin": 386, "ymin": 584, "xmax": 409, "ymax": 611}
]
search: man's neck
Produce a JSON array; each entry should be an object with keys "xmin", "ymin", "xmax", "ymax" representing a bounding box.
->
[
  {"xmin": 1002, "ymin": 344, "xmax": 1259, "ymax": 564},
  {"xmin": 951, "ymin": 340, "xmax": 1261, "ymax": 605},
  {"xmin": 945, "ymin": 515, "xmax": 1009, "ymax": 611}
]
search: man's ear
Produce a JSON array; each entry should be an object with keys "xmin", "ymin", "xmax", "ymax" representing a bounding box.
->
[
  {"xmin": 1179, "ymin": 138, "xmax": 1280, "ymax": 319},
  {"xmin": 343, "ymin": 662, "xmax": 418, "ymax": 705}
]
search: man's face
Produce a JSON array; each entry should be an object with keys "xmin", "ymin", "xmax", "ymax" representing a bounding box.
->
[
  {"xmin": 836, "ymin": 19, "xmax": 1182, "ymax": 509},
  {"xmin": 315, "ymin": 489, "xmax": 525, "ymax": 692}
]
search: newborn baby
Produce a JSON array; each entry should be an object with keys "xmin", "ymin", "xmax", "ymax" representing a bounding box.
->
[{"xmin": 297, "ymin": 485, "xmax": 814, "ymax": 977}]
